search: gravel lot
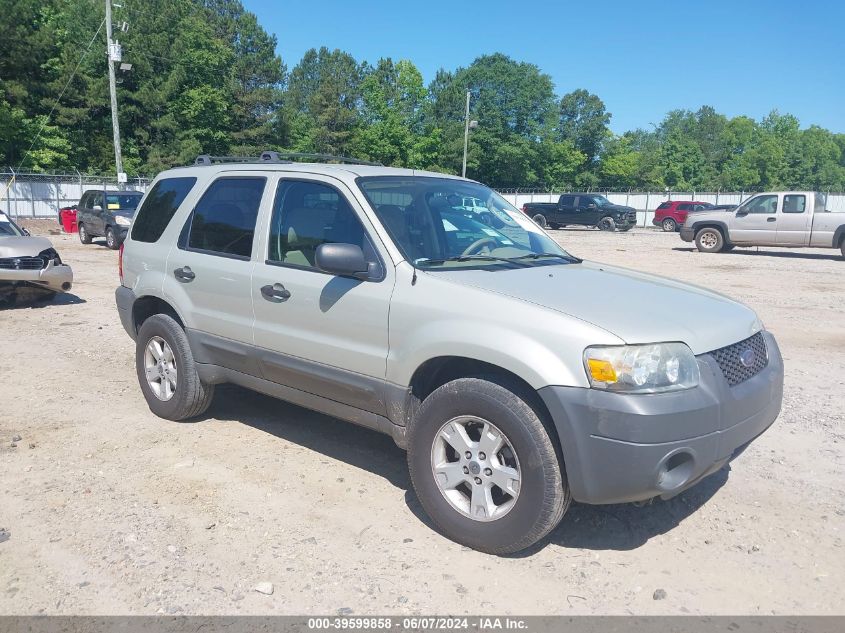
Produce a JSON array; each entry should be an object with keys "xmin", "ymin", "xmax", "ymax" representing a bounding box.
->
[{"xmin": 1, "ymin": 224, "xmax": 843, "ymax": 615}]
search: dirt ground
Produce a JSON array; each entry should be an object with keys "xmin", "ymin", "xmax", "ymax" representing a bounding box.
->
[{"xmin": 1, "ymin": 223, "xmax": 843, "ymax": 616}]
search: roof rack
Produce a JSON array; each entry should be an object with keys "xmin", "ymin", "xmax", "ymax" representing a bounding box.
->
[{"xmin": 194, "ymin": 151, "xmax": 382, "ymax": 167}]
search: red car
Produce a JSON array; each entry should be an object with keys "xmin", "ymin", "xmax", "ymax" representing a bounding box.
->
[{"xmin": 652, "ymin": 200, "xmax": 713, "ymax": 232}]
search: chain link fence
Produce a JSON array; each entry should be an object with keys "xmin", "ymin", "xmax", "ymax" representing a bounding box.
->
[{"xmin": 1, "ymin": 170, "xmax": 150, "ymax": 221}]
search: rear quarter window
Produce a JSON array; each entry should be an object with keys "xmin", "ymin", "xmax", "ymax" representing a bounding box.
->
[
  {"xmin": 657, "ymin": 202, "xmax": 671, "ymax": 209},
  {"xmin": 131, "ymin": 177, "xmax": 197, "ymax": 243}
]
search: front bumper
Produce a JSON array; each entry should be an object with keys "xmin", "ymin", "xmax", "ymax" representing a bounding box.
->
[
  {"xmin": 539, "ymin": 331, "xmax": 783, "ymax": 504},
  {"xmin": 680, "ymin": 226, "xmax": 695, "ymax": 242},
  {"xmin": 0, "ymin": 261, "xmax": 74, "ymax": 293}
]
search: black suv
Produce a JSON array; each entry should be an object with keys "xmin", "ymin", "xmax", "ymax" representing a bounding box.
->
[
  {"xmin": 522, "ymin": 193, "xmax": 637, "ymax": 231},
  {"xmin": 77, "ymin": 190, "xmax": 144, "ymax": 249}
]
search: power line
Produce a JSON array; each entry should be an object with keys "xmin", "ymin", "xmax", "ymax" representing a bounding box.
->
[{"xmin": 13, "ymin": 17, "xmax": 107, "ymax": 172}]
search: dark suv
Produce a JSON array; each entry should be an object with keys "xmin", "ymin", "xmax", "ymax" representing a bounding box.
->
[
  {"xmin": 77, "ymin": 190, "xmax": 144, "ymax": 249},
  {"xmin": 521, "ymin": 194, "xmax": 637, "ymax": 231}
]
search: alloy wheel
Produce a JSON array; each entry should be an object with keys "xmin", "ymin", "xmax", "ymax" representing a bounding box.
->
[
  {"xmin": 430, "ymin": 416, "xmax": 521, "ymax": 522},
  {"xmin": 143, "ymin": 336, "xmax": 178, "ymax": 401}
]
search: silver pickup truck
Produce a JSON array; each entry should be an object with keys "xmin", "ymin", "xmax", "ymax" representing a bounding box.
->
[{"xmin": 680, "ymin": 191, "xmax": 845, "ymax": 257}]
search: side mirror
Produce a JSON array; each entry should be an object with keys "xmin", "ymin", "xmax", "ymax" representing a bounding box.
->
[
  {"xmin": 316, "ymin": 243, "xmax": 371, "ymax": 279},
  {"xmin": 22, "ymin": 228, "xmax": 31, "ymax": 236},
  {"xmin": 92, "ymin": 205, "xmax": 103, "ymax": 212},
  {"xmin": 735, "ymin": 210, "xmax": 748, "ymax": 217}
]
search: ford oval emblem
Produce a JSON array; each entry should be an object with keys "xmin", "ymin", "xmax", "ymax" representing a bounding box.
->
[{"xmin": 739, "ymin": 348, "xmax": 756, "ymax": 368}]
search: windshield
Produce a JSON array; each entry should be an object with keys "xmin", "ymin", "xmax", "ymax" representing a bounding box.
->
[
  {"xmin": 106, "ymin": 193, "xmax": 143, "ymax": 212},
  {"xmin": 358, "ymin": 177, "xmax": 576, "ymax": 269},
  {"xmin": 0, "ymin": 213, "xmax": 24, "ymax": 237},
  {"xmin": 591, "ymin": 195, "xmax": 612, "ymax": 207}
]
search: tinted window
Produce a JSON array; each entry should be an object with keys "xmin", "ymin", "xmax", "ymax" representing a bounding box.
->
[
  {"xmin": 105, "ymin": 193, "xmax": 143, "ymax": 211},
  {"xmin": 268, "ymin": 180, "xmax": 374, "ymax": 270},
  {"xmin": 678, "ymin": 203, "xmax": 692, "ymax": 211},
  {"xmin": 741, "ymin": 195, "xmax": 778, "ymax": 214},
  {"xmin": 657, "ymin": 202, "xmax": 671, "ymax": 209},
  {"xmin": 559, "ymin": 195, "xmax": 575, "ymax": 206},
  {"xmin": 185, "ymin": 177, "xmax": 265, "ymax": 258},
  {"xmin": 783, "ymin": 195, "xmax": 805, "ymax": 213},
  {"xmin": 131, "ymin": 177, "xmax": 197, "ymax": 243}
]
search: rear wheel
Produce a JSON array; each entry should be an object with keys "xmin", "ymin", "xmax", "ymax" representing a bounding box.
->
[
  {"xmin": 661, "ymin": 218, "xmax": 677, "ymax": 232},
  {"xmin": 532, "ymin": 214, "xmax": 547, "ymax": 229},
  {"xmin": 78, "ymin": 222, "xmax": 92, "ymax": 244},
  {"xmin": 597, "ymin": 216, "xmax": 616, "ymax": 231},
  {"xmin": 695, "ymin": 227, "xmax": 725, "ymax": 253},
  {"xmin": 407, "ymin": 376, "xmax": 570, "ymax": 554},
  {"xmin": 136, "ymin": 314, "xmax": 214, "ymax": 421}
]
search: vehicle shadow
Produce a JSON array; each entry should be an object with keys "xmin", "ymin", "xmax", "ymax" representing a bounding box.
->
[
  {"xmin": 205, "ymin": 385, "xmax": 410, "ymax": 489},
  {"xmin": 0, "ymin": 290, "xmax": 86, "ymax": 309},
  {"xmin": 206, "ymin": 384, "xmax": 729, "ymax": 555},
  {"xmin": 672, "ymin": 246, "xmax": 843, "ymax": 261}
]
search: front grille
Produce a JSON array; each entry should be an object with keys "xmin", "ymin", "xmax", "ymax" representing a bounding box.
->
[
  {"xmin": 710, "ymin": 332, "xmax": 768, "ymax": 387},
  {"xmin": 0, "ymin": 256, "xmax": 46, "ymax": 270}
]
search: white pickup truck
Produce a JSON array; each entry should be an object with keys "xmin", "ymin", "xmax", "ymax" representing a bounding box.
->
[{"xmin": 680, "ymin": 191, "xmax": 845, "ymax": 257}]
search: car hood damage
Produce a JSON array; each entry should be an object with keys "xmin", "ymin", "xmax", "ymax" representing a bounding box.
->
[{"xmin": 435, "ymin": 261, "xmax": 761, "ymax": 355}]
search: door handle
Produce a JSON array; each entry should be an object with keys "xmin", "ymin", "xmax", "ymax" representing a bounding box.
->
[
  {"xmin": 173, "ymin": 266, "xmax": 195, "ymax": 282},
  {"xmin": 260, "ymin": 283, "xmax": 291, "ymax": 302},
  {"xmin": 767, "ymin": 217, "xmax": 777, "ymax": 222}
]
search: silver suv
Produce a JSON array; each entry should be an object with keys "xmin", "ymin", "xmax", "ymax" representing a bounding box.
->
[{"xmin": 116, "ymin": 153, "xmax": 783, "ymax": 554}]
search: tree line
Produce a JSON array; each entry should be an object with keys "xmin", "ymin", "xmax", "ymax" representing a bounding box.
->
[{"xmin": 2, "ymin": 0, "xmax": 844, "ymax": 191}]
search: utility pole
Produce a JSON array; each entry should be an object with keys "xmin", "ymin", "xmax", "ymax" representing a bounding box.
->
[
  {"xmin": 461, "ymin": 90, "xmax": 478, "ymax": 179},
  {"xmin": 462, "ymin": 91, "xmax": 470, "ymax": 178},
  {"xmin": 105, "ymin": 0, "xmax": 124, "ymax": 183}
]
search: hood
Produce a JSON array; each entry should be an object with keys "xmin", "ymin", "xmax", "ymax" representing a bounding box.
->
[
  {"xmin": 603, "ymin": 204, "xmax": 636, "ymax": 214},
  {"xmin": 0, "ymin": 236, "xmax": 55, "ymax": 257},
  {"xmin": 433, "ymin": 261, "xmax": 761, "ymax": 355}
]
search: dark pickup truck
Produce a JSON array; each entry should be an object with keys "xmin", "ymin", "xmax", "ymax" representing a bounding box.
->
[{"xmin": 522, "ymin": 193, "xmax": 637, "ymax": 231}]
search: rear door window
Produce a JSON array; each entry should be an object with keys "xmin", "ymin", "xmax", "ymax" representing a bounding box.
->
[
  {"xmin": 783, "ymin": 195, "xmax": 806, "ymax": 213},
  {"xmin": 131, "ymin": 177, "xmax": 197, "ymax": 243},
  {"xmin": 559, "ymin": 195, "xmax": 575, "ymax": 206},
  {"xmin": 677, "ymin": 203, "xmax": 692, "ymax": 211},
  {"xmin": 184, "ymin": 177, "xmax": 266, "ymax": 259}
]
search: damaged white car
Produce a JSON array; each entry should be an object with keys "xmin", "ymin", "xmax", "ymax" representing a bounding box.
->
[{"xmin": 0, "ymin": 211, "xmax": 74, "ymax": 305}]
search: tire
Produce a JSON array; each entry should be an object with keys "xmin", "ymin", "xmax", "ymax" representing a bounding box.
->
[
  {"xmin": 695, "ymin": 227, "xmax": 725, "ymax": 253},
  {"xmin": 105, "ymin": 226, "xmax": 119, "ymax": 250},
  {"xmin": 407, "ymin": 376, "xmax": 570, "ymax": 555},
  {"xmin": 661, "ymin": 218, "xmax": 677, "ymax": 232},
  {"xmin": 78, "ymin": 222, "xmax": 92, "ymax": 244},
  {"xmin": 135, "ymin": 314, "xmax": 215, "ymax": 421},
  {"xmin": 532, "ymin": 214, "xmax": 547, "ymax": 229},
  {"xmin": 597, "ymin": 216, "xmax": 616, "ymax": 231}
]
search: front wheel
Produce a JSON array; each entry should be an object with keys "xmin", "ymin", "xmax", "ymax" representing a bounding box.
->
[
  {"xmin": 695, "ymin": 228, "xmax": 725, "ymax": 253},
  {"xmin": 532, "ymin": 214, "xmax": 547, "ymax": 229},
  {"xmin": 407, "ymin": 377, "xmax": 570, "ymax": 554},
  {"xmin": 78, "ymin": 222, "xmax": 92, "ymax": 244},
  {"xmin": 661, "ymin": 218, "xmax": 677, "ymax": 232},
  {"xmin": 597, "ymin": 216, "xmax": 616, "ymax": 231},
  {"xmin": 105, "ymin": 226, "xmax": 119, "ymax": 250},
  {"xmin": 136, "ymin": 314, "xmax": 215, "ymax": 421}
]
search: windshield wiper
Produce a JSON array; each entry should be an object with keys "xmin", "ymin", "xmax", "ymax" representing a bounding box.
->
[
  {"xmin": 417, "ymin": 254, "xmax": 531, "ymax": 267},
  {"xmin": 510, "ymin": 252, "xmax": 582, "ymax": 264}
]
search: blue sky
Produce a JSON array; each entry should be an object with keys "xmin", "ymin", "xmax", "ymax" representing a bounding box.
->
[{"xmin": 242, "ymin": 0, "xmax": 844, "ymax": 134}]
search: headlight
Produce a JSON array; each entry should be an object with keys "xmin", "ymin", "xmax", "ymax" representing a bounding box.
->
[
  {"xmin": 584, "ymin": 343, "xmax": 700, "ymax": 393},
  {"xmin": 114, "ymin": 215, "xmax": 132, "ymax": 226},
  {"xmin": 38, "ymin": 247, "xmax": 62, "ymax": 266}
]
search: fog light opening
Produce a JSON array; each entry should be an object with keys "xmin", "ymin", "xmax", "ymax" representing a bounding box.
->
[
  {"xmin": 657, "ymin": 450, "xmax": 695, "ymax": 491},
  {"xmin": 61, "ymin": 282, "xmax": 71, "ymax": 291}
]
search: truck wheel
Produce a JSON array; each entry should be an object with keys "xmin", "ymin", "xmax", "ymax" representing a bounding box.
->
[
  {"xmin": 597, "ymin": 216, "xmax": 616, "ymax": 231},
  {"xmin": 105, "ymin": 226, "xmax": 119, "ymax": 250},
  {"xmin": 136, "ymin": 314, "xmax": 215, "ymax": 421},
  {"xmin": 695, "ymin": 228, "xmax": 725, "ymax": 253},
  {"xmin": 532, "ymin": 214, "xmax": 547, "ymax": 228},
  {"xmin": 78, "ymin": 222, "xmax": 92, "ymax": 244},
  {"xmin": 407, "ymin": 376, "xmax": 570, "ymax": 555},
  {"xmin": 661, "ymin": 218, "xmax": 677, "ymax": 232}
]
